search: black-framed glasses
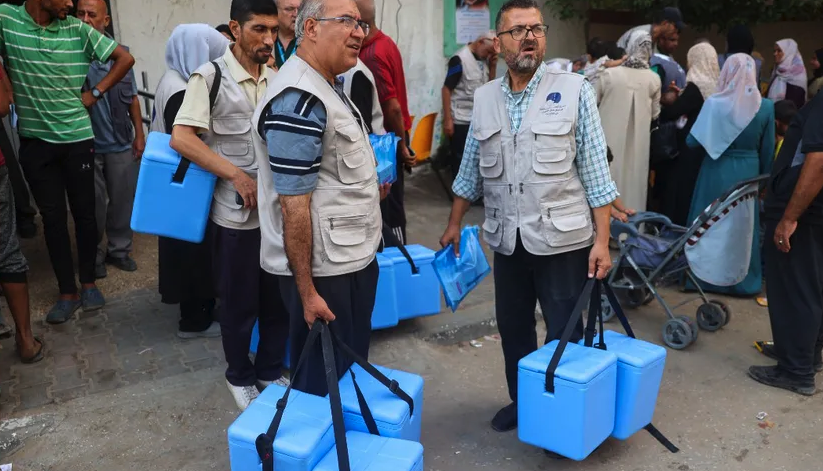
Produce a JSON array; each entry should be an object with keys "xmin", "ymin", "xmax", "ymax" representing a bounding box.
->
[
  {"xmin": 497, "ymin": 24, "xmax": 549, "ymax": 41},
  {"xmin": 315, "ymin": 16, "xmax": 370, "ymax": 35}
]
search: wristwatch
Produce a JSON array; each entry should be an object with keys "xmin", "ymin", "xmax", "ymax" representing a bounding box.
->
[{"xmin": 91, "ymin": 87, "xmax": 102, "ymax": 99}]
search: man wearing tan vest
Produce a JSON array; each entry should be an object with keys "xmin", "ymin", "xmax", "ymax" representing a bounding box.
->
[
  {"xmin": 170, "ymin": 0, "xmax": 287, "ymax": 411},
  {"xmin": 440, "ymin": 0, "xmax": 616, "ymax": 433},
  {"xmin": 252, "ymin": 0, "xmax": 389, "ymax": 396}
]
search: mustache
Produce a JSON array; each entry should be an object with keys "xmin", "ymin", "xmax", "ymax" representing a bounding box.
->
[{"xmin": 520, "ymin": 40, "xmax": 538, "ymax": 51}]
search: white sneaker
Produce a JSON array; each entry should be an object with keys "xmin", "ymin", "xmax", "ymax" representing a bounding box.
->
[
  {"xmin": 226, "ymin": 379, "xmax": 260, "ymax": 411},
  {"xmin": 257, "ymin": 376, "xmax": 291, "ymax": 391}
]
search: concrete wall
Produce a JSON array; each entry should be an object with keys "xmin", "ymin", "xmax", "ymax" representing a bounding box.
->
[{"xmin": 111, "ymin": 0, "xmax": 586, "ymax": 131}]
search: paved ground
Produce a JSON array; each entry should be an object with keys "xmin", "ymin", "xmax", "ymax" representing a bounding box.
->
[{"xmin": 1, "ymin": 168, "xmax": 822, "ymax": 470}]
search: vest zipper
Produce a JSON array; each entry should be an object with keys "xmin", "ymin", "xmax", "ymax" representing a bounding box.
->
[
  {"xmin": 519, "ymin": 183, "xmax": 524, "ymax": 194},
  {"xmin": 508, "ymin": 184, "xmax": 513, "ymax": 195}
]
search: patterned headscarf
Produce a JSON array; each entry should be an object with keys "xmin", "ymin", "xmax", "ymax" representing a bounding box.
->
[
  {"xmin": 690, "ymin": 54, "xmax": 762, "ymax": 160},
  {"xmin": 768, "ymin": 39, "xmax": 808, "ymax": 101},
  {"xmin": 686, "ymin": 42, "xmax": 721, "ymax": 100},
  {"xmin": 623, "ymin": 30, "xmax": 652, "ymax": 69}
]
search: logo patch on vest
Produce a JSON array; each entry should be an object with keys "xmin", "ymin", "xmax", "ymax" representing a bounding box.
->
[{"xmin": 541, "ymin": 91, "xmax": 568, "ymax": 117}]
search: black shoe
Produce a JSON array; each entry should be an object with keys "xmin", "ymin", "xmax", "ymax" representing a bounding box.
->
[
  {"xmin": 105, "ymin": 255, "xmax": 138, "ymax": 272},
  {"xmin": 95, "ymin": 262, "xmax": 108, "ymax": 279},
  {"xmin": 16, "ymin": 219, "xmax": 36, "ymax": 239},
  {"xmin": 748, "ymin": 365, "xmax": 816, "ymax": 396},
  {"xmin": 760, "ymin": 343, "xmax": 822, "ymax": 372},
  {"xmin": 543, "ymin": 450, "xmax": 567, "ymax": 460},
  {"xmin": 491, "ymin": 402, "xmax": 517, "ymax": 432}
]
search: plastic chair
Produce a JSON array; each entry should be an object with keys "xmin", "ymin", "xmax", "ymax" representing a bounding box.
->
[
  {"xmin": 409, "ymin": 113, "xmax": 452, "ymax": 201},
  {"xmin": 411, "ymin": 113, "xmax": 436, "ymax": 163}
]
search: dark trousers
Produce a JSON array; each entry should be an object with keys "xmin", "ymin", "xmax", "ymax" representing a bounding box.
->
[
  {"xmin": 449, "ymin": 123, "xmax": 471, "ymax": 180},
  {"xmin": 280, "ymin": 260, "xmax": 379, "ymax": 396},
  {"xmin": 494, "ymin": 235, "xmax": 589, "ymax": 402},
  {"xmin": 765, "ymin": 221, "xmax": 823, "ymax": 380},
  {"xmin": 211, "ymin": 222, "xmax": 289, "ymax": 386},
  {"xmin": 179, "ymin": 298, "xmax": 216, "ymax": 333},
  {"xmin": 0, "ymin": 121, "xmax": 36, "ymax": 225},
  {"xmin": 18, "ymin": 138, "xmax": 96, "ymax": 294}
]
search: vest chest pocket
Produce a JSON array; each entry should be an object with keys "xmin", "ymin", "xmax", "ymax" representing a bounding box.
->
[
  {"xmin": 335, "ymin": 122, "xmax": 373, "ymax": 184},
  {"xmin": 473, "ymin": 126, "xmax": 503, "ymax": 178},
  {"xmin": 532, "ymin": 121, "xmax": 574, "ymax": 175},
  {"xmin": 213, "ymin": 117, "xmax": 255, "ymax": 168},
  {"xmin": 540, "ymin": 198, "xmax": 593, "ymax": 248}
]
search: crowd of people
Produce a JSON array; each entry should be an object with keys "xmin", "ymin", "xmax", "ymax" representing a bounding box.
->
[{"xmin": 0, "ymin": 0, "xmax": 822, "ymax": 437}]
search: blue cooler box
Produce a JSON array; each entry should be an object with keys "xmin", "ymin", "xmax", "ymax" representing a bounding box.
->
[
  {"xmin": 313, "ymin": 432, "xmax": 423, "ymax": 471},
  {"xmin": 382, "ymin": 246, "xmax": 440, "ymax": 320},
  {"xmin": 518, "ymin": 341, "xmax": 618, "ymax": 460},
  {"xmin": 250, "ymin": 322, "xmax": 291, "ymax": 368},
  {"xmin": 338, "ymin": 364, "xmax": 424, "ymax": 441},
  {"xmin": 227, "ymin": 384, "xmax": 334, "ymax": 471},
  {"xmin": 372, "ymin": 254, "xmax": 399, "ymax": 330},
  {"xmin": 131, "ymin": 132, "xmax": 217, "ymax": 243},
  {"xmin": 581, "ymin": 331, "xmax": 666, "ymax": 440}
]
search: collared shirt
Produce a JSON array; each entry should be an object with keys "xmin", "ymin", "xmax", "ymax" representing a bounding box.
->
[
  {"xmin": 174, "ymin": 44, "xmax": 269, "ymax": 132},
  {"xmin": 274, "ymin": 36, "xmax": 296, "ymax": 69},
  {"xmin": 360, "ymin": 30, "xmax": 412, "ymax": 131},
  {"xmin": 87, "ymin": 52, "xmax": 138, "ymax": 153},
  {"xmin": 0, "ymin": 3, "xmax": 117, "ymax": 143},
  {"xmin": 452, "ymin": 63, "xmax": 618, "ymax": 208}
]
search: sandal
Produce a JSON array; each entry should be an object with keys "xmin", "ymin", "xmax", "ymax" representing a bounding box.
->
[{"xmin": 18, "ymin": 336, "xmax": 45, "ymax": 364}]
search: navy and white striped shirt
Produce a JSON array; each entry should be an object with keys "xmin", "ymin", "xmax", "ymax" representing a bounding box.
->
[{"xmin": 262, "ymin": 81, "xmax": 361, "ymax": 196}]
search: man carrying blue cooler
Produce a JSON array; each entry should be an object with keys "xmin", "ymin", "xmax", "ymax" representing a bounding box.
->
[
  {"xmin": 252, "ymin": 0, "xmax": 390, "ymax": 396},
  {"xmin": 439, "ymin": 0, "xmax": 616, "ymax": 433},
  {"xmin": 169, "ymin": 0, "xmax": 288, "ymax": 411}
]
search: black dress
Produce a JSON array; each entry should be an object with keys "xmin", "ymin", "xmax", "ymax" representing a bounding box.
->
[
  {"xmin": 157, "ymin": 91, "xmax": 216, "ymax": 307},
  {"xmin": 656, "ymin": 83, "xmax": 706, "ymax": 227}
]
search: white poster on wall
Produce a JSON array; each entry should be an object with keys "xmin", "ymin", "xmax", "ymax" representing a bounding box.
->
[{"xmin": 455, "ymin": 0, "xmax": 490, "ymax": 44}]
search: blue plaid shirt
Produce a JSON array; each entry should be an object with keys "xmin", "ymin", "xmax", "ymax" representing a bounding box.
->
[{"xmin": 452, "ymin": 63, "xmax": 618, "ymax": 208}]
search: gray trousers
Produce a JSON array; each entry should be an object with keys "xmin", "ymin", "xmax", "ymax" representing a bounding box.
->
[{"xmin": 95, "ymin": 149, "xmax": 137, "ymax": 262}]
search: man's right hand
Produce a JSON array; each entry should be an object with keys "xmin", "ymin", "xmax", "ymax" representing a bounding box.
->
[
  {"xmin": 302, "ymin": 292, "xmax": 336, "ymax": 327},
  {"xmin": 439, "ymin": 223, "xmax": 462, "ymax": 257},
  {"xmin": 444, "ymin": 117, "xmax": 455, "ymax": 139},
  {"xmin": 231, "ymin": 169, "xmax": 258, "ymax": 209}
]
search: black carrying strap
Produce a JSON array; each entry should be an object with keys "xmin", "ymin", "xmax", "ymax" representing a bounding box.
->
[
  {"xmin": 172, "ymin": 61, "xmax": 223, "ymax": 184},
  {"xmin": 350, "ymin": 368, "xmax": 380, "ymax": 435},
  {"xmin": 381, "ymin": 223, "xmax": 419, "ymax": 275},
  {"xmin": 255, "ymin": 322, "xmax": 351, "ymax": 471},
  {"xmin": 545, "ymin": 279, "xmax": 596, "ymax": 394}
]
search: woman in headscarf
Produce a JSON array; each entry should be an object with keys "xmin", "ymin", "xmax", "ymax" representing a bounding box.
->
[
  {"xmin": 766, "ymin": 39, "xmax": 807, "ymax": 109},
  {"xmin": 807, "ymin": 48, "xmax": 823, "ymax": 100},
  {"xmin": 686, "ymin": 53, "xmax": 775, "ymax": 296},
  {"xmin": 153, "ymin": 24, "xmax": 229, "ymax": 338},
  {"xmin": 595, "ymin": 30, "xmax": 661, "ymax": 212},
  {"xmin": 718, "ymin": 24, "xmax": 763, "ymax": 84},
  {"xmin": 655, "ymin": 42, "xmax": 720, "ymax": 226}
]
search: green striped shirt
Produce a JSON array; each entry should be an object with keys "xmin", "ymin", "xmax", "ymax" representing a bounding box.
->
[{"xmin": 0, "ymin": 4, "xmax": 117, "ymax": 143}]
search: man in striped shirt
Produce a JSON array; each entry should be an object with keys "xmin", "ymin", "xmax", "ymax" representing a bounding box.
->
[{"xmin": 0, "ymin": 0, "xmax": 134, "ymax": 323}]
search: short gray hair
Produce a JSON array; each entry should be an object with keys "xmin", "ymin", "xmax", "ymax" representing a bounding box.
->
[{"xmin": 295, "ymin": 0, "xmax": 324, "ymax": 46}]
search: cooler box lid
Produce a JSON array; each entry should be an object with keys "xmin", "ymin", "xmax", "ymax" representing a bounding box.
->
[
  {"xmin": 228, "ymin": 384, "xmax": 333, "ymax": 462},
  {"xmin": 376, "ymin": 253, "xmax": 393, "ymax": 269},
  {"xmin": 338, "ymin": 364, "xmax": 422, "ymax": 428},
  {"xmin": 143, "ymin": 132, "xmax": 210, "ymax": 174},
  {"xmin": 383, "ymin": 245, "xmax": 435, "ymax": 265},
  {"xmin": 600, "ymin": 330, "xmax": 667, "ymax": 368},
  {"xmin": 519, "ymin": 341, "xmax": 617, "ymax": 385}
]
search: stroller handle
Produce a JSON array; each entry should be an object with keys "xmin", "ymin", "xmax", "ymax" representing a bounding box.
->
[{"xmin": 696, "ymin": 174, "xmax": 769, "ymax": 224}]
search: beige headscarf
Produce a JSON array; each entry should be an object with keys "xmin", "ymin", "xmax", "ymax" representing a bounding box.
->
[{"xmin": 686, "ymin": 42, "xmax": 721, "ymax": 100}]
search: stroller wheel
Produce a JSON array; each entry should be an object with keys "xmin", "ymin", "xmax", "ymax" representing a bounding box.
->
[
  {"xmin": 696, "ymin": 303, "xmax": 727, "ymax": 332},
  {"xmin": 600, "ymin": 294, "xmax": 616, "ymax": 322},
  {"xmin": 662, "ymin": 318, "xmax": 694, "ymax": 350},
  {"xmin": 709, "ymin": 300, "xmax": 732, "ymax": 326},
  {"xmin": 676, "ymin": 315, "xmax": 699, "ymax": 343},
  {"xmin": 623, "ymin": 288, "xmax": 650, "ymax": 308}
]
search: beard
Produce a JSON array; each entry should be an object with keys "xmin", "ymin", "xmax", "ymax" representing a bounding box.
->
[{"xmin": 503, "ymin": 40, "xmax": 542, "ymax": 74}]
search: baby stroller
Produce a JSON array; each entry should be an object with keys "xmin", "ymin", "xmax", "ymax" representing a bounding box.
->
[{"xmin": 604, "ymin": 175, "xmax": 768, "ymax": 350}]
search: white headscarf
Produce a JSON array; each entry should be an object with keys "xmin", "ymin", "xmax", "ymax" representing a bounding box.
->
[
  {"xmin": 690, "ymin": 53, "xmax": 762, "ymax": 160},
  {"xmin": 767, "ymin": 39, "xmax": 808, "ymax": 101},
  {"xmin": 165, "ymin": 24, "xmax": 230, "ymax": 80},
  {"xmin": 686, "ymin": 42, "xmax": 720, "ymax": 100},
  {"xmin": 623, "ymin": 30, "xmax": 652, "ymax": 69}
]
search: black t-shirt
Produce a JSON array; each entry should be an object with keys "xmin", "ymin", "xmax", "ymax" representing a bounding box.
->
[
  {"xmin": 347, "ymin": 71, "xmax": 375, "ymax": 134},
  {"xmin": 765, "ymin": 92, "xmax": 823, "ymax": 225}
]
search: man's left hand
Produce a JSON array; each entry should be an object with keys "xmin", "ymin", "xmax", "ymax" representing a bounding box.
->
[
  {"xmin": 133, "ymin": 134, "xmax": 146, "ymax": 160},
  {"xmin": 774, "ymin": 217, "xmax": 798, "ymax": 253},
  {"xmin": 588, "ymin": 242, "xmax": 612, "ymax": 279},
  {"xmin": 81, "ymin": 90, "xmax": 98, "ymax": 108},
  {"xmin": 379, "ymin": 183, "xmax": 391, "ymax": 200},
  {"xmin": 401, "ymin": 145, "xmax": 416, "ymax": 167}
]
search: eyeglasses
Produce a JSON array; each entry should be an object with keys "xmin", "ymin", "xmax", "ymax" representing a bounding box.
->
[
  {"xmin": 497, "ymin": 24, "xmax": 549, "ymax": 41},
  {"xmin": 314, "ymin": 16, "xmax": 369, "ymax": 36}
]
